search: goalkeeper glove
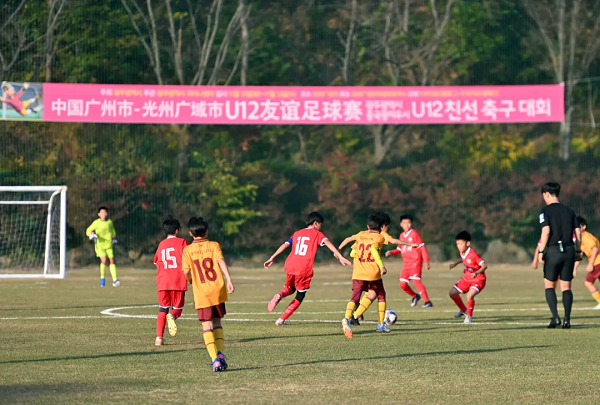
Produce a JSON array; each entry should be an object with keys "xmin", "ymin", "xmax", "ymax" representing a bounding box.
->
[
  {"xmin": 89, "ymin": 232, "xmax": 98, "ymax": 241},
  {"xmin": 112, "ymin": 237, "xmax": 118, "ymax": 245},
  {"xmin": 22, "ymin": 82, "xmax": 30, "ymax": 90}
]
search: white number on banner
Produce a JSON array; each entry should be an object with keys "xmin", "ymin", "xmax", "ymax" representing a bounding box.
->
[
  {"xmin": 161, "ymin": 248, "xmax": 178, "ymax": 269},
  {"xmin": 294, "ymin": 237, "xmax": 310, "ymax": 256}
]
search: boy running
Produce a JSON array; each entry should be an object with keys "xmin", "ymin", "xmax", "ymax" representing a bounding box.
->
[
  {"xmin": 182, "ymin": 217, "xmax": 235, "ymax": 372},
  {"xmin": 574, "ymin": 217, "xmax": 600, "ymax": 309},
  {"xmin": 264, "ymin": 211, "xmax": 351, "ymax": 325},
  {"xmin": 153, "ymin": 216, "xmax": 188, "ymax": 346},
  {"xmin": 339, "ymin": 214, "xmax": 389, "ymax": 338},
  {"xmin": 86, "ymin": 206, "xmax": 119, "ymax": 287},
  {"xmin": 448, "ymin": 231, "xmax": 488, "ymax": 324},
  {"xmin": 386, "ymin": 214, "xmax": 432, "ymax": 307}
]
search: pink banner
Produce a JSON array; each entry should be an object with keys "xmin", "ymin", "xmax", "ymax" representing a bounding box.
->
[{"xmin": 43, "ymin": 83, "xmax": 564, "ymax": 125}]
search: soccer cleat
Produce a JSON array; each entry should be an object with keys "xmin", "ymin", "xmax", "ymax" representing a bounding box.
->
[
  {"xmin": 217, "ymin": 352, "xmax": 228, "ymax": 371},
  {"xmin": 275, "ymin": 318, "xmax": 288, "ymax": 326},
  {"xmin": 594, "ymin": 304, "xmax": 600, "ymax": 310},
  {"xmin": 411, "ymin": 294, "xmax": 421, "ymax": 307},
  {"xmin": 211, "ymin": 359, "xmax": 224, "ymax": 372},
  {"xmin": 359, "ymin": 314, "xmax": 364, "ymax": 321},
  {"xmin": 113, "ymin": 280, "xmax": 121, "ymax": 287},
  {"xmin": 154, "ymin": 337, "xmax": 164, "ymax": 346},
  {"xmin": 350, "ymin": 316, "xmax": 360, "ymax": 326},
  {"xmin": 547, "ymin": 317, "xmax": 561, "ymax": 329},
  {"xmin": 100, "ymin": 278, "xmax": 106, "ymax": 287},
  {"xmin": 463, "ymin": 316, "xmax": 473, "ymax": 324},
  {"xmin": 376, "ymin": 324, "xmax": 391, "ymax": 333},
  {"xmin": 454, "ymin": 310, "xmax": 465, "ymax": 318},
  {"xmin": 422, "ymin": 301, "xmax": 433, "ymax": 308},
  {"xmin": 562, "ymin": 321, "xmax": 571, "ymax": 329},
  {"xmin": 342, "ymin": 318, "xmax": 353, "ymax": 338},
  {"xmin": 268, "ymin": 294, "xmax": 282, "ymax": 312},
  {"xmin": 166, "ymin": 313, "xmax": 177, "ymax": 337}
]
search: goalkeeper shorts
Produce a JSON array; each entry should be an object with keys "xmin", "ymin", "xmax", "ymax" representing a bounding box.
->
[{"xmin": 95, "ymin": 245, "xmax": 114, "ymax": 259}]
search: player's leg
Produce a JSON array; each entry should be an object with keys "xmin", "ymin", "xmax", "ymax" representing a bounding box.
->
[
  {"xmin": 585, "ymin": 265, "xmax": 600, "ymax": 308},
  {"xmin": 107, "ymin": 249, "xmax": 119, "ymax": 286},
  {"xmin": 98, "ymin": 252, "xmax": 107, "ymax": 287},
  {"xmin": 277, "ymin": 286, "xmax": 307, "ymax": 325},
  {"xmin": 199, "ymin": 310, "xmax": 223, "ymax": 372},
  {"xmin": 410, "ymin": 268, "xmax": 432, "ymax": 307},
  {"xmin": 464, "ymin": 288, "xmax": 479, "ymax": 324},
  {"xmin": 166, "ymin": 291, "xmax": 184, "ymax": 337},
  {"xmin": 558, "ymin": 251, "xmax": 575, "ymax": 328},
  {"xmin": 449, "ymin": 281, "xmax": 467, "ymax": 317},
  {"xmin": 374, "ymin": 281, "xmax": 390, "ymax": 333},
  {"xmin": 353, "ymin": 286, "xmax": 375, "ymax": 320},
  {"xmin": 343, "ymin": 281, "xmax": 366, "ymax": 338},
  {"xmin": 156, "ymin": 291, "xmax": 170, "ymax": 346},
  {"xmin": 212, "ymin": 305, "xmax": 228, "ymax": 370},
  {"xmin": 399, "ymin": 265, "xmax": 418, "ymax": 305},
  {"xmin": 543, "ymin": 253, "xmax": 562, "ymax": 327},
  {"xmin": 268, "ymin": 274, "xmax": 296, "ymax": 312}
]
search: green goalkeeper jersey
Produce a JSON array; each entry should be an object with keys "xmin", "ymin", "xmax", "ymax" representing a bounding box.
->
[{"xmin": 86, "ymin": 219, "xmax": 116, "ymax": 249}]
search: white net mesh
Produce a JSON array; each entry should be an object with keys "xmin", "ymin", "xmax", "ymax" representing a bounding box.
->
[{"xmin": 0, "ymin": 190, "xmax": 62, "ymax": 275}]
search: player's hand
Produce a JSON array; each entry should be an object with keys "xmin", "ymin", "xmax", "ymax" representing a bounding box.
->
[
  {"xmin": 385, "ymin": 251, "xmax": 392, "ymax": 257},
  {"xmin": 227, "ymin": 281, "xmax": 235, "ymax": 294},
  {"xmin": 89, "ymin": 232, "xmax": 98, "ymax": 241},
  {"xmin": 22, "ymin": 82, "xmax": 30, "ymax": 90},
  {"xmin": 380, "ymin": 267, "xmax": 387, "ymax": 275},
  {"xmin": 538, "ymin": 252, "xmax": 544, "ymax": 264},
  {"xmin": 412, "ymin": 243, "xmax": 419, "ymax": 248},
  {"xmin": 587, "ymin": 263, "xmax": 594, "ymax": 273},
  {"xmin": 471, "ymin": 273, "xmax": 477, "ymax": 278},
  {"xmin": 425, "ymin": 262, "xmax": 431, "ymax": 270},
  {"xmin": 112, "ymin": 237, "xmax": 118, "ymax": 245},
  {"xmin": 449, "ymin": 263, "xmax": 456, "ymax": 270},
  {"xmin": 531, "ymin": 261, "xmax": 538, "ymax": 269},
  {"xmin": 337, "ymin": 254, "xmax": 351, "ymax": 266},
  {"xmin": 263, "ymin": 258, "xmax": 274, "ymax": 268}
]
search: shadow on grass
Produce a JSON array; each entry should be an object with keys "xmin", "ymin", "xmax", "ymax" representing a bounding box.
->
[{"xmin": 0, "ymin": 349, "xmax": 190, "ymax": 365}]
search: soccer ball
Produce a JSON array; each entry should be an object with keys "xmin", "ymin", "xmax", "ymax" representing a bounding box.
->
[{"xmin": 384, "ymin": 308, "xmax": 397, "ymax": 325}]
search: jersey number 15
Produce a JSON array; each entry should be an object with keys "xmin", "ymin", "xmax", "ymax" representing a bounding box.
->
[{"xmin": 161, "ymin": 248, "xmax": 178, "ymax": 269}]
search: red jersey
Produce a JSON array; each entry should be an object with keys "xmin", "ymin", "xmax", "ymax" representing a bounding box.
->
[
  {"xmin": 460, "ymin": 247, "xmax": 485, "ymax": 277},
  {"xmin": 154, "ymin": 236, "xmax": 189, "ymax": 291},
  {"xmin": 283, "ymin": 227, "xmax": 328, "ymax": 277},
  {"xmin": 389, "ymin": 229, "xmax": 430, "ymax": 264},
  {"xmin": 3, "ymin": 89, "xmax": 25, "ymax": 112}
]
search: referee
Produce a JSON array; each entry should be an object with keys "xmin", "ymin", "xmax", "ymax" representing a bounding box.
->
[{"xmin": 537, "ymin": 182, "xmax": 581, "ymax": 329}]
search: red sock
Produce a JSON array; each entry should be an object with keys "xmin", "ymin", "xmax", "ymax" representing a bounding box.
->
[
  {"xmin": 156, "ymin": 312, "xmax": 167, "ymax": 337},
  {"xmin": 399, "ymin": 281, "xmax": 417, "ymax": 298},
  {"xmin": 280, "ymin": 299, "xmax": 301, "ymax": 320},
  {"xmin": 412, "ymin": 280, "xmax": 430, "ymax": 302},
  {"xmin": 467, "ymin": 299, "xmax": 475, "ymax": 316},
  {"xmin": 451, "ymin": 295, "xmax": 467, "ymax": 312},
  {"xmin": 171, "ymin": 308, "xmax": 182, "ymax": 320},
  {"xmin": 278, "ymin": 286, "xmax": 295, "ymax": 299}
]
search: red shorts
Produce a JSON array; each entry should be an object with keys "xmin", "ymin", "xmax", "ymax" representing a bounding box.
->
[
  {"xmin": 285, "ymin": 273, "xmax": 312, "ymax": 292},
  {"xmin": 399, "ymin": 262, "xmax": 422, "ymax": 282},
  {"xmin": 351, "ymin": 279, "xmax": 386, "ymax": 303},
  {"xmin": 158, "ymin": 290, "xmax": 185, "ymax": 309},
  {"xmin": 197, "ymin": 303, "xmax": 227, "ymax": 322},
  {"xmin": 585, "ymin": 264, "xmax": 600, "ymax": 283},
  {"xmin": 454, "ymin": 275, "xmax": 486, "ymax": 294}
]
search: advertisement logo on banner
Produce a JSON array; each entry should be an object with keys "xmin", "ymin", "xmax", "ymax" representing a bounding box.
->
[
  {"xmin": 41, "ymin": 83, "xmax": 564, "ymax": 125},
  {"xmin": 1, "ymin": 81, "xmax": 44, "ymax": 121}
]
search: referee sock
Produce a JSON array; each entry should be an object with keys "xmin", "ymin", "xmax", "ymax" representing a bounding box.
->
[
  {"xmin": 545, "ymin": 288, "xmax": 559, "ymax": 319},
  {"xmin": 562, "ymin": 290, "xmax": 573, "ymax": 321}
]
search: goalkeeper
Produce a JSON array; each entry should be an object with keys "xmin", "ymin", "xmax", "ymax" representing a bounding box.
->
[{"xmin": 86, "ymin": 206, "xmax": 120, "ymax": 287}]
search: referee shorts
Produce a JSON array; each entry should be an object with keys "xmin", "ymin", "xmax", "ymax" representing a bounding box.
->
[{"xmin": 543, "ymin": 245, "xmax": 575, "ymax": 282}]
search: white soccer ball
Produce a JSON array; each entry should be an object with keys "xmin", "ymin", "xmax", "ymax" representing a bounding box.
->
[{"xmin": 384, "ymin": 308, "xmax": 397, "ymax": 325}]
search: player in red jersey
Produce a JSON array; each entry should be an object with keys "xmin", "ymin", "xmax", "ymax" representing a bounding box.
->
[
  {"xmin": 153, "ymin": 216, "xmax": 189, "ymax": 346},
  {"xmin": 264, "ymin": 211, "xmax": 351, "ymax": 325},
  {"xmin": 386, "ymin": 214, "xmax": 432, "ymax": 307},
  {"xmin": 448, "ymin": 231, "xmax": 488, "ymax": 324}
]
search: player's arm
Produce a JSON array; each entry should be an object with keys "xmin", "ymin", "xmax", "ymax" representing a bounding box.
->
[
  {"xmin": 369, "ymin": 244, "xmax": 387, "ymax": 275},
  {"xmin": 323, "ymin": 239, "xmax": 351, "ymax": 266},
  {"xmin": 448, "ymin": 258, "xmax": 462, "ymax": 270},
  {"xmin": 473, "ymin": 262, "xmax": 488, "ymax": 277},
  {"xmin": 218, "ymin": 258, "xmax": 235, "ymax": 294},
  {"xmin": 182, "ymin": 252, "xmax": 193, "ymax": 284},
  {"xmin": 574, "ymin": 226, "xmax": 582, "ymax": 260},
  {"xmin": 264, "ymin": 241, "xmax": 291, "ymax": 268},
  {"xmin": 338, "ymin": 236, "xmax": 356, "ymax": 251},
  {"xmin": 587, "ymin": 246, "xmax": 598, "ymax": 273},
  {"xmin": 85, "ymin": 221, "xmax": 98, "ymax": 241},
  {"xmin": 421, "ymin": 244, "xmax": 431, "ymax": 269},
  {"xmin": 532, "ymin": 245, "xmax": 539, "ymax": 269},
  {"xmin": 109, "ymin": 220, "xmax": 118, "ymax": 244},
  {"xmin": 386, "ymin": 236, "xmax": 418, "ymax": 248},
  {"xmin": 538, "ymin": 226, "xmax": 550, "ymax": 264},
  {"xmin": 385, "ymin": 246, "xmax": 402, "ymax": 257}
]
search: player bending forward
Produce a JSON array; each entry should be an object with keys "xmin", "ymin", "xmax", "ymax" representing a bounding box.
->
[
  {"xmin": 153, "ymin": 216, "xmax": 188, "ymax": 346},
  {"xmin": 182, "ymin": 217, "xmax": 235, "ymax": 372},
  {"xmin": 574, "ymin": 217, "xmax": 600, "ymax": 309},
  {"xmin": 448, "ymin": 231, "xmax": 488, "ymax": 324},
  {"xmin": 339, "ymin": 214, "xmax": 389, "ymax": 338},
  {"xmin": 0, "ymin": 82, "xmax": 39, "ymax": 116},
  {"xmin": 264, "ymin": 211, "xmax": 351, "ymax": 325},
  {"xmin": 86, "ymin": 206, "xmax": 119, "ymax": 287}
]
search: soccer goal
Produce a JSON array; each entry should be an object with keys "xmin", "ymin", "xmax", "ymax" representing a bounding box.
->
[{"xmin": 0, "ymin": 186, "xmax": 67, "ymax": 279}]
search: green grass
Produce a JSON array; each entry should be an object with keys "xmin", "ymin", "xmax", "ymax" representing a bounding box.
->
[{"xmin": 1, "ymin": 264, "xmax": 599, "ymax": 404}]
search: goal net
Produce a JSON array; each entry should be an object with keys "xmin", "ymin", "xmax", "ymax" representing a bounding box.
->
[{"xmin": 0, "ymin": 186, "xmax": 67, "ymax": 278}]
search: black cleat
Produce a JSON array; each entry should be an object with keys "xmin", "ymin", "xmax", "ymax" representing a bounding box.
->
[
  {"xmin": 547, "ymin": 317, "xmax": 561, "ymax": 328},
  {"xmin": 350, "ymin": 316, "xmax": 360, "ymax": 326},
  {"xmin": 562, "ymin": 320, "xmax": 571, "ymax": 329}
]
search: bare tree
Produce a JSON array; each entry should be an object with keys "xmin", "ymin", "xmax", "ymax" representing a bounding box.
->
[
  {"xmin": 45, "ymin": 0, "xmax": 68, "ymax": 82},
  {"xmin": 523, "ymin": 0, "xmax": 600, "ymax": 160},
  {"xmin": 239, "ymin": 0, "xmax": 250, "ymax": 85},
  {"xmin": 337, "ymin": 0, "xmax": 357, "ymax": 84},
  {"xmin": 0, "ymin": 0, "xmax": 31, "ymax": 78}
]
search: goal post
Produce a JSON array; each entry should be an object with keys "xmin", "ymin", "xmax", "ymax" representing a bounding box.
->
[{"xmin": 0, "ymin": 186, "xmax": 67, "ymax": 279}]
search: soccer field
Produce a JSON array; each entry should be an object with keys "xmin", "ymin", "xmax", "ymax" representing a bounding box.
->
[{"xmin": 1, "ymin": 264, "xmax": 599, "ymax": 404}]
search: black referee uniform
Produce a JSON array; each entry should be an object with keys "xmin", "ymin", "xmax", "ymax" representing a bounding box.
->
[{"xmin": 538, "ymin": 201, "xmax": 579, "ymax": 328}]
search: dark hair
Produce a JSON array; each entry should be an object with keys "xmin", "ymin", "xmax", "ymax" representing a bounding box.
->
[
  {"xmin": 578, "ymin": 216, "xmax": 587, "ymax": 227},
  {"xmin": 98, "ymin": 206, "xmax": 108, "ymax": 213},
  {"xmin": 188, "ymin": 217, "xmax": 209, "ymax": 238},
  {"xmin": 162, "ymin": 215, "xmax": 180, "ymax": 235},
  {"xmin": 455, "ymin": 231, "xmax": 471, "ymax": 242},
  {"xmin": 374, "ymin": 211, "xmax": 391, "ymax": 226},
  {"xmin": 400, "ymin": 214, "xmax": 414, "ymax": 222},
  {"xmin": 306, "ymin": 211, "xmax": 324, "ymax": 226},
  {"xmin": 367, "ymin": 214, "xmax": 382, "ymax": 231},
  {"xmin": 541, "ymin": 182, "xmax": 561, "ymax": 197}
]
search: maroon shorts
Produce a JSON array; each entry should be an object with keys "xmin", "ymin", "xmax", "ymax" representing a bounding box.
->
[
  {"xmin": 585, "ymin": 264, "xmax": 600, "ymax": 283},
  {"xmin": 197, "ymin": 303, "xmax": 227, "ymax": 322},
  {"xmin": 158, "ymin": 290, "xmax": 185, "ymax": 309},
  {"xmin": 351, "ymin": 279, "xmax": 386, "ymax": 303},
  {"xmin": 285, "ymin": 273, "xmax": 312, "ymax": 292}
]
